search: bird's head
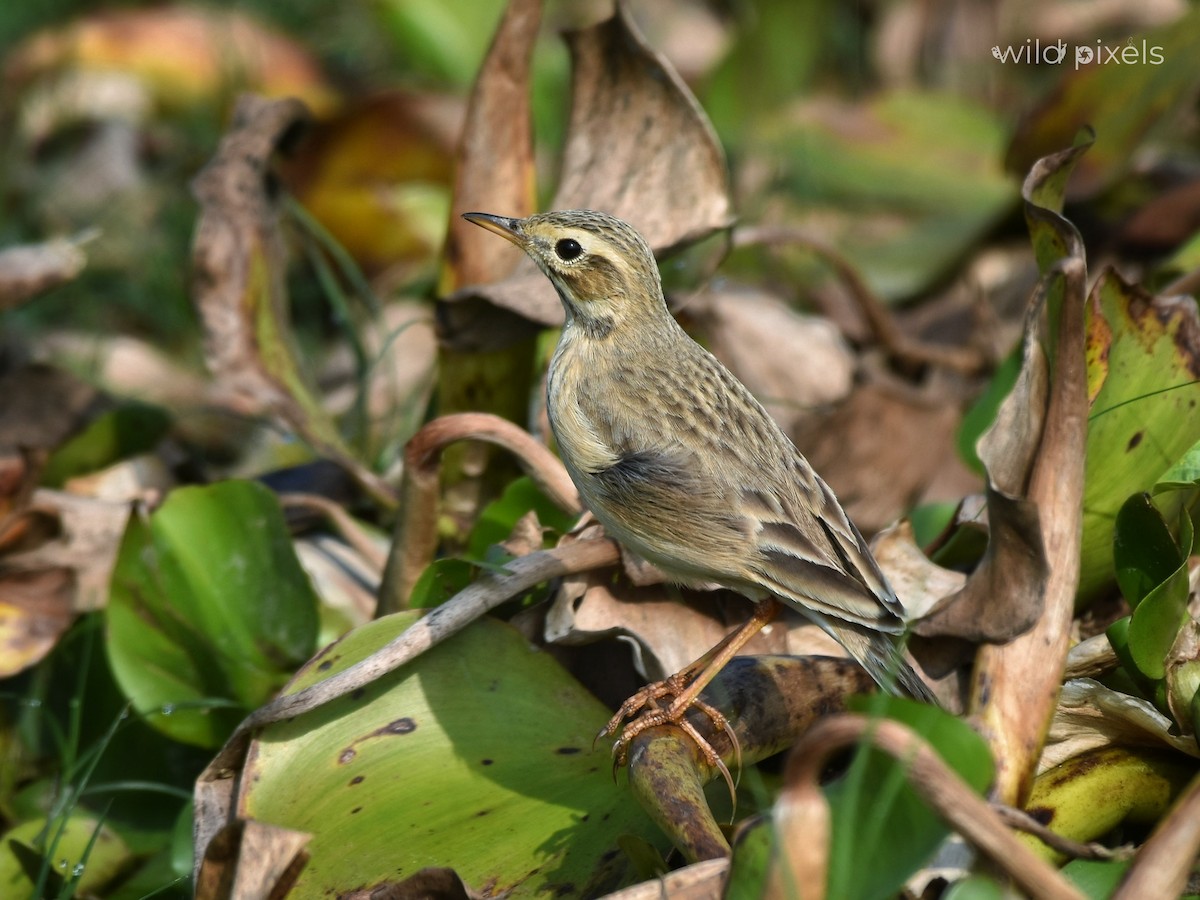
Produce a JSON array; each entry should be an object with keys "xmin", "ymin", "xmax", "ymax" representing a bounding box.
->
[{"xmin": 462, "ymin": 209, "xmax": 667, "ymax": 337}]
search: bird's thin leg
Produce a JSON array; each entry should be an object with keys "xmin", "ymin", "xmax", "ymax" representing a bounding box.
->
[{"xmin": 602, "ymin": 598, "xmax": 781, "ymax": 762}]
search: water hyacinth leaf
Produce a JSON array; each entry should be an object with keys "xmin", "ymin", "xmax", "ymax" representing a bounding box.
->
[
  {"xmin": 1079, "ymin": 271, "xmax": 1200, "ymax": 601},
  {"xmin": 826, "ymin": 696, "xmax": 994, "ymax": 900},
  {"xmin": 1112, "ymin": 493, "xmax": 1186, "ymax": 608},
  {"xmin": 107, "ymin": 481, "xmax": 320, "ymax": 747},
  {"xmin": 239, "ymin": 612, "xmax": 668, "ymax": 898},
  {"xmin": 40, "ymin": 402, "xmax": 170, "ymax": 488},
  {"xmin": 1127, "ymin": 511, "xmax": 1192, "ymax": 680},
  {"xmin": 0, "ymin": 814, "xmax": 130, "ymax": 897}
]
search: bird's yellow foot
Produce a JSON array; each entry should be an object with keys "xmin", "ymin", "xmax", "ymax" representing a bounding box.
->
[{"xmin": 599, "ymin": 674, "xmax": 742, "ymax": 801}]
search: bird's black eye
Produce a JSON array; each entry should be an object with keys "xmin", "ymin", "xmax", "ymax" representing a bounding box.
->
[{"xmin": 555, "ymin": 238, "xmax": 583, "ymax": 261}]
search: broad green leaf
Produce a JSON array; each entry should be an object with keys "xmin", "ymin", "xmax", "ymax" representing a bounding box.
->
[
  {"xmin": 467, "ymin": 475, "xmax": 578, "ymax": 559},
  {"xmin": 826, "ymin": 697, "xmax": 994, "ymax": 900},
  {"xmin": 1127, "ymin": 511, "xmax": 1193, "ymax": 680},
  {"xmin": 1113, "ymin": 493, "xmax": 1185, "ymax": 607},
  {"xmin": 1080, "ymin": 270, "xmax": 1200, "ymax": 600},
  {"xmin": 40, "ymin": 402, "xmax": 170, "ymax": 488},
  {"xmin": 1061, "ymin": 859, "xmax": 1131, "ymax": 897},
  {"xmin": 106, "ymin": 481, "xmax": 319, "ymax": 747},
  {"xmin": 240, "ymin": 612, "xmax": 668, "ymax": 898}
]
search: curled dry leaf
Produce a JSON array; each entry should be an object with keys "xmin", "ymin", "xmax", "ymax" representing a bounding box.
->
[
  {"xmin": 545, "ymin": 541, "xmax": 844, "ymax": 683},
  {"xmin": 0, "ymin": 489, "xmax": 130, "ymax": 675},
  {"xmin": 970, "ymin": 141, "xmax": 1091, "ymax": 807},
  {"xmin": 1042, "ymin": 678, "xmax": 1199, "ymax": 773},
  {"xmin": 870, "ymin": 520, "xmax": 967, "ymax": 622},
  {"xmin": 448, "ymin": 0, "xmax": 733, "ymax": 329},
  {"xmin": 190, "ymin": 94, "xmax": 393, "ymax": 506},
  {"xmin": 913, "ymin": 279, "xmax": 1051, "ymax": 643},
  {"xmin": 193, "ymin": 819, "xmax": 311, "ymax": 900}
]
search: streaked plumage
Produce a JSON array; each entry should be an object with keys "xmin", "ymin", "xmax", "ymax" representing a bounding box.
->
[{"xmin": 464, "ymin": 209, "xmax": 935, "ymax": 724}]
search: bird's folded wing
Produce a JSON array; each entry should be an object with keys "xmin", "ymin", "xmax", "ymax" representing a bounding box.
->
[{"xmin": 742, "ymin": 485, "xmax": 905, "ymax": 632}]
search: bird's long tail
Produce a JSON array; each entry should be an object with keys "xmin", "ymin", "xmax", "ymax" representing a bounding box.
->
[{"xmin": 830, "ymin": 622, "xmax": 940, "ymax": 707}]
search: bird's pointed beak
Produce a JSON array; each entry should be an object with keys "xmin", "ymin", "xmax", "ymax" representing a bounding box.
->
[{"xmin": 462, "ymin": 212, "xmax": 525, "ymax": 246}]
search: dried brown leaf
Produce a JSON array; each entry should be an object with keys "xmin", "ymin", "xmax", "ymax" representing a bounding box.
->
[
  {"xmin": 792, "ymin": 381, "xmax": 962, "ymax": 534},
  {"xmin": 0, "ymin": 236, "xmax": 88, "ymax": 308},
  {"xmin": 190, "ymin": 94, "xmax": 393, "ymax": 505},
  {"xmin": 449, "ymin": 1, "xmax": 733, "ymax": 327}
]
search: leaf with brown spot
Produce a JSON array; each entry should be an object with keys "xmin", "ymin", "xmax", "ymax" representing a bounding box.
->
[{"xmin": 1078, "ymin": 271, "xmax": 1200, "ymax": 601}]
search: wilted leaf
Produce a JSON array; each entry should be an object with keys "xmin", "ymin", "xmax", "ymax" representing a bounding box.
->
[
  {"xmin": 451, "ymin": 1, "xmax": 733, "ymax": 326},
  {"xmin": 237, "ymin": 612, "xmax": 668, "ymax": 898},
  {"xmin": 966, "ymin": 140, "xmax": 1091, "ymax": 807},
  {"xmin": 0, "ymin": 236, "xmax": 88, "ymax": 308},
  {"xmin": 107, "ymin": 481, "xmax": 320, "ymax": 747},
  {"xmin": 793, "ymin": 381, "xmax": 963, "ymax": 535},
  {"xmin": 190, "ymin": 95, "xmax": 393, "ymax": 505},
  {"xmin": 0, "ymin": 567, "xmax": 74, "ymax": 677},
  {"xmin": 1043, "ymin": 678, "xmax": 1200, "ymax": 772}
]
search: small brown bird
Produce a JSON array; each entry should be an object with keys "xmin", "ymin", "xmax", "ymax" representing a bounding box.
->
[{"xmin": 464, "ymin": 209, "xmax": 935, "ymax": 756}]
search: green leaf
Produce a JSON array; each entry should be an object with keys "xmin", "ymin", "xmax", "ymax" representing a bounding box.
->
[
  {"xmin": 1153, "ymin": 438, "xmax": 1200, "ymax": 494},
  {"xmin": 467, "ymin": 476, "xmax": 577, "ymax": 559},
  {"xmin": 106, "ymin": 481, "xmax": 320, "ymax": 747},
  {"xmin": 763, "ymin": 90, "xmax": 1015, "ymax": 301},
  {"xmin": 1127, "ymin": 512, "xmax": 1193, "ymax": 680},
  {"xmin": 1113, "ymin": 493, "xmax": 1185, "ymax": 607},
  {"xmin": 826, "ymin": 697, "xmax": 994, "ymax": 900},
  {"xmin": 1061, "ymin": 859, "xmax": 1131, "ymax": 897},
  {"xmin": 942, "ymin": 875, "xmax": 1008, "ymax": 900},
  {"xmin": 956, "ymin": 343, "xmax": 1022, "ymax": 475},
  {"xmin": 41, "ymin": 402, "xmax": 170, "ymax": 488},
  {"xmin": 0, "ymin": 814, "xmax": 131, "ymax": 897},
  {"xmin": 407, "ymin": 557, "xmax": 476, "ymax": 609},
  {"xmin": 240, "ymin": 612, "xmax": 669, "ymax": 897},
  {"xmin": 1079, "ymin": 270, "xmax": 1200, "ymax": 601}
]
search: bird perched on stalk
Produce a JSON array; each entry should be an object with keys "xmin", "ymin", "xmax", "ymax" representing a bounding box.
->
[{"xmin": 463, "ymin": 209, "xmax": 936, "ymax": 762}]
